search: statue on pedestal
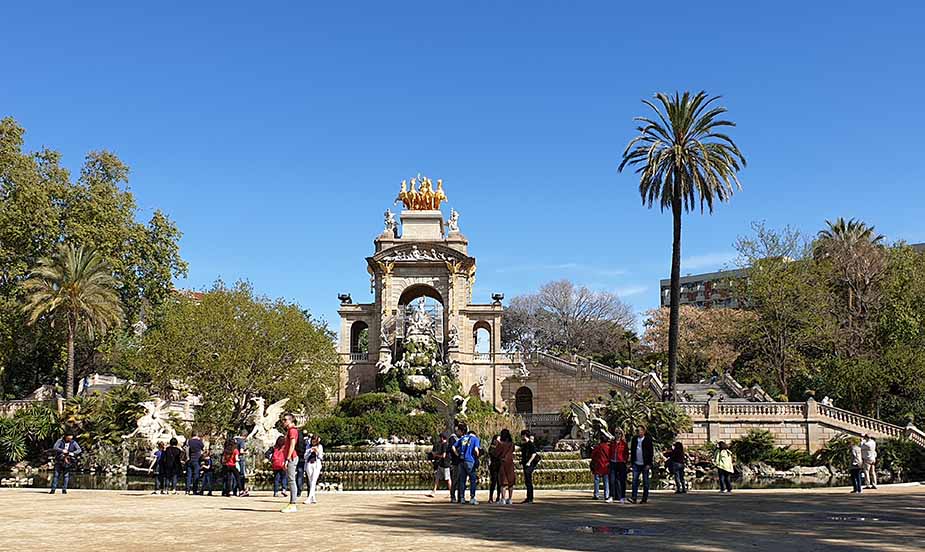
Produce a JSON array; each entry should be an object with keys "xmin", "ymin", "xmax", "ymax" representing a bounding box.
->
[
  {"xmin": 124, "ymin": 398, "xmax": 177, "ymax": 447},
  {"xmin": 383, "ymin": 209, "xmax": 397, "ymax": 236},
  {"xmin": 448, "ymin": 209, "xmax": 460, "ymax": 233},
  {"xmin": 247, "ymin": 397, "xmax": 289, "ymax": 453}
]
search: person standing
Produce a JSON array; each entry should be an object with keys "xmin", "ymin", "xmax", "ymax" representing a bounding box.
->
[
  {"xmin": 520, "ymin": 430, "xmax": 539, "ymax": 504},
  {"xmin": 49, "ymin": 432, "xmax": 82, "ymax": 494},
  {"xmin": 453, "ymin": 424, "xmax": 481, "ymax": 505},
  {"xmin": 861, "ymin": 435, "xmax": 877, "ymax": 489},
  {"xmin": 281, "ymin": 413, "xmax": 300, "ymax": 513},
  {"xmin": 295, "ymin": 430, "xmax": 308, "ymax": 498},
  {"xmin": 629, "ymin": 425, "xmax": 653, "ymax": 503},
  {"xmin": 234, "ymin": 430, "xmax": 249, "ymax": 497},
  {"xmin": 148, "ymin": 441, "xmax": 165, "ymax": 495},
  {"xmin": 849, "ymin": 438, "xmax": 864, "ymax": 494},
  {"xmin": 591, "ymin": 434, "xmax": 611, "ymax": 501},
  {"xmin": 487, "ymin": 434, "xmax": 501, "ymax": 503},
  {"xmin": 495, "ymin": 429, "xmax": 516, "ymax": 505},
  {"xmin": 303, "ymin": 434, "xmax": 324, "ymax": 505},
  {"xmin": 609, "ymin": 430, "xmax": 629, "ymax": 504},
  {"xmin": 199, "ymin": 448, "xmax": 214, "ymax": 496},
  {"xmin": 185, "ymin": 431, "xmax": 204, "ymax": 495},
  {"xmin": 665, "ymin": 441, "xmax": 688, "ymax": 494},
  {"xmin": 714, "ymin": 441, "xmax": 734, "ymax": 493},
  {"xmin": 429, "ymin": 433, "xmax": 452, "ymax": 499},
  {"xmin": 271, "ymin": 436, "xmax": 288, "ymax": 497},
  {"xmin": 221, "ymin": 437, "xmax": 241, "ymax": 497},
  {"xmin": 449, "ymin": 425, "xmax": 464, "ymax": 504},
  {"xmin": 160, "ymin": 437, "xmax": 183, "ymax": 494}
]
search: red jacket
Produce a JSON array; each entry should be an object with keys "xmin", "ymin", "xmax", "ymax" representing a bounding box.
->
[
  {"xmin": 610, "ymin": 439, "xmax": 629, "ymax": 463},
  {"xmin": 591, "ymin": 442, "xmax": 611, "ymax": 475}
]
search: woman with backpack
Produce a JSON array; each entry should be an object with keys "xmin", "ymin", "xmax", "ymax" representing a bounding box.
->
[{"xmin": 270, "ymin": 436, "xmax": 289, "ymax": 497}]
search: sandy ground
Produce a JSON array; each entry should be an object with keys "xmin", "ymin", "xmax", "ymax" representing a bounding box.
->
[{"xmin": 1, "ymin": 484, "xmax": 923, "ymax": 551}]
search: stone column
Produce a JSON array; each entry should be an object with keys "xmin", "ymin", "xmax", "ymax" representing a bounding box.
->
[
  {"xmin": 804, "ymin": 398, "xmax": 818, "ymax": 452},
  {"xmin": 706, "ymin": 398, "xmax": 719, "ymax": 443}
]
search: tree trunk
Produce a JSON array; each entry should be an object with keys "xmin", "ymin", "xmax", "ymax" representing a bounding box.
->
[
  {"xmin": 667, "ymin": 196, "xmax": 683, "ymax": 402},
  {"xmin": 66, "ymin": 316, "xmax": 76, "ymax": 399}
]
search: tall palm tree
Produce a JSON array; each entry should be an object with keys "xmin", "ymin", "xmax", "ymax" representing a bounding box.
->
[
  {"xmin": 619, "ymin": 91, "xmax": 746, "ymax": 401},
  {"xmin": 813, "ymin": 217, "xmax": 884, "ymax": 259},
  {"xmin": 21, "ymin": 244, "xmax": 123, "ymax": 398}
]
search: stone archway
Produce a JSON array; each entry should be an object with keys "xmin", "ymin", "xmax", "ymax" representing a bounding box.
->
[
  {"xmin": 515, "ymin": 386, "xmax": 533, "ymax": 414},
  {"xmin": 349, "ymin": 321, "xmax": 369, "ymax": 357}
]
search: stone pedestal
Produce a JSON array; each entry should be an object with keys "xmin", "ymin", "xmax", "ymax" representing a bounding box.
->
[{"xmin": 399, "ymin": 210, "xmax": 444, "ymax": 240}]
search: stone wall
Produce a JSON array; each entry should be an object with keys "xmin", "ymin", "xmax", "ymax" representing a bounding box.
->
[{"xmin": 500, "ymin": 360, "xmax": 629, "ymax": 415}]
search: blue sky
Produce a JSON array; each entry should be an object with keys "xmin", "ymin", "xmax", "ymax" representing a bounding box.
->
[{"xmin": 4, "ymin": 2, "xmax": 924, "ymax": 331}]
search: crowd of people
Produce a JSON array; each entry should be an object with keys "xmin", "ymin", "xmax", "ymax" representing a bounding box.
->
[{"xmin": 45, "ymin": 419, "xmax": 884, "ymax": 505}]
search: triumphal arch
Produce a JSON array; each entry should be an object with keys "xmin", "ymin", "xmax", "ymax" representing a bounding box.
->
[{"xmin": 337, "ymin": 176, "xmax": 512, "ymax": 407}]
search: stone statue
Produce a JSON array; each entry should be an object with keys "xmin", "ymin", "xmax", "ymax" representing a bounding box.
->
[
  {"xmin": 452, "ymin": 394, "xmax": 471, "ymax": 416},
  {"xmin": 476, "ymin": 375, "xmax": 488, "ymax": 400},
  {"xmin": 513, "ymin": 360, "xmax": 530, "ymax": 379},
  {"xmin": 376, "ymin": 355, "xmax": 394, "ymax": 375},
  {"xmin": 568, "ymin": 401, "xmax": 613, "ymax": 440},
  {"xmin": 247, "ymin": 397, "xmax": 289, "ymax": 452},
  {"xmin": 407, "ymin": 298, "xmax": 433, "ymax": 336},
  {"xmin": 447, "ymin": 209, "xmax": 460, "ymax": 233},
  {"xmin": 447, "ymin": 324, "xmax": 459, "ymax": 347},
  {"xmin": 379, "ymin": 323, "xmax": 389, "ymax": 345},
  {"xmin": 124, "ymin": 398, "xmax": 177, "ymax": 447},
  {"xmin": 383, "ymin": 209, "xmax": 396, "ymax": 235},
  {"xmin": 395, "ymin": 174, "xmax": 447, "ymax": 210}
]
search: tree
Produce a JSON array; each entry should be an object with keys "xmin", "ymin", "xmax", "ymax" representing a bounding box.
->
[
  {"xmin": 619, "ymin": 91, "xmax": 746, "ymax": 400},
  {"xmin": 21, "ymin": 244, "xmax": 124, "ymax": 398},
  {"xmin": 127, "ymin": 281, "xmax": 339, "ymax": 432},
  {"xmin": 501, "ymin": 279, "xmax": 635, "ymax": 358},
  {"xmin": 642, "ymin": 305, "xmax": 757, "ymax": 383}
]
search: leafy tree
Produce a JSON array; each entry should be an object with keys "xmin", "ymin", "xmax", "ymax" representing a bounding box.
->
[
  {"xmin": 22, "ymin": 245, "xmax": 123, "ymax": 398},
  {"xmin": 126, "ymin": 281, "xmax": 339, "ymax": 432},
  {"xmin": 601, "ymin": 392, "xmax": 692, "ymax": 450},
  {"xmin": 619, "ymin": 91, "xmax": 746, "ymax": 400}
]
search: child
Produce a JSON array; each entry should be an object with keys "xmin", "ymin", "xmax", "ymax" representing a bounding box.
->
[
  {"xmin": 664, "ymin": 442, "xmax": 687, "ymax": 494},
  {"xmin": 591, "ymin": 434, "xmax": 612, "ymax": 501},
  {"xmin": 199, "ymin": 448, "xmax": 214, "ymax": 496},
  {"xmin": 148, "ymin": 441, "xmax": 165, "ymax": 495},
  {"xmin": 221, "ymin": 437, "xmax": 241, "ymax": 497},
  {"xmin": 271, "ymin": 435, "xmax": 289, "ymax": 497},
  {"xmin": 714, "ymin": 441, "xmax": 734, "ymax": 493}
]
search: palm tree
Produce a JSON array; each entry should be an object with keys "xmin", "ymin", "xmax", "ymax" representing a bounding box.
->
[
  {"xmin": 813, "ymin": 217, "xmax": 884, "ymax": 260},
  {"xmin": 21, "ymin": 244, "xmax": 123, "ymax": 398},
  {"xmin": 619, "ymin": 91, "xmax": 746, "ymax": 401}
]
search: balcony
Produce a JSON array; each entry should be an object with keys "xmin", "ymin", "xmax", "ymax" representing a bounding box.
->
[{"xmin": 349, "ymin": 352, "xmax": 369, "ymax": 362}]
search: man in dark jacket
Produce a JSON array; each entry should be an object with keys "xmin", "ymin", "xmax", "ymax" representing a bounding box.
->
[
  {"xmin": 629, "ymin": 425, "xmax": 654, "ymax": 503},
  {"xmin": 50, "ymin": 432, "xmax": 82, "ymax": 494}
]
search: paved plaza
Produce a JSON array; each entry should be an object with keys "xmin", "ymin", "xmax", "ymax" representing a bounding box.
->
[{"xmin": 2, "ymin": 484, "xmax": 924, "ymax": 551}]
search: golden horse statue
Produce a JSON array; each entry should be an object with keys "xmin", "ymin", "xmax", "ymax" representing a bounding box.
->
[{"xmin": 395, "ymin": 175, "xmax": 447, "ymax": 210}]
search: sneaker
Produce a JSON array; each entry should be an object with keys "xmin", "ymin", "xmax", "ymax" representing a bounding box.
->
[
  {"xmin": 280, "ymin": 504, "xmax": 298, "ymax": 513},
  {"xmin": 303, "ymin": 498, "xmax": 312, "ymax": 504},
  {"xmin": 62, "ymin": 490, "xmax": 67, "ymax": 494},
  {"xmin": 49, "ymin": 490, "xmax": 55, "ymax": 495},
  {"xmin": 605, "ymin": 497, "xmax": 613, "ymax": 503},
  {"xmin": 469, "ymin": 498, "xmax": 479, "ymax": 505},
  {"xmin": 428, "ymin": 492, "xmax": 435, "ymax": 498},
  {"xmin": 619, "ymin": 498, "xmax": 625, "ymax": 504}
]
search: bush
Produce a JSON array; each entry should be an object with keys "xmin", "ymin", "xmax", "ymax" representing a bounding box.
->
[
  {"xmin": 813, "ymin": 434, "xmax": 859, "ymax": 470},
  {"xmin": 602, "ymin": 392, "xmax": 692, "ymax": 450},
  {"xmin": 730, "ymin": 429, "xmax": 775, "ymax": 465},
  {"xmin": 335, "ymin": 393, "xmax": 408, "ymax": 417},
  {"xmin": 879, "ymin": 437, "xmax": 925, "ymax": 481},
  {"xmin": 764, "ymin": 447, "xmax": 814, "ymax": 470},
  {"xmin": 0, "ymin": 404, "xmax": 59, "ymax": 463},
  {"xmin": 305, "ymin": 412, "xmax": 442, "ymax": 446}
]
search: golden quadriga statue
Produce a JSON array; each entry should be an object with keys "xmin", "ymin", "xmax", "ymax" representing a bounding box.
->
[{"xmin": 396, "ymin": 175, "xmax": 447, "ymax": 210}]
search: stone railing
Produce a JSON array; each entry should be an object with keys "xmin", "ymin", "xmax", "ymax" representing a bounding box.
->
[
  {"xmin": 535, "ymin": 351, "xmax": 578, "ymax": 375},
  {"xmin": 522, "ymin": 413, "xmax": 565, "ymax": 427},
  {"xmin": 716, "ymin": 402, "xmax": 806, "ymax": 418},
  {"xmin": 350, "ymin": 352, "xmax": 369, "ymax": 362},
  {"xmin": 817, "ymin": 404, "xmax": 908, "ymax": 439},
  {"xmin": 0, "ymin": 398, "xmax": 61, "ymax": 419},
  {"xmin": 588, "ymin": 362, "xmax": 637, "ymax": 390},
  {"xmin": 533, "ymin": 351, "xmax": 663, "ymax": 397}
]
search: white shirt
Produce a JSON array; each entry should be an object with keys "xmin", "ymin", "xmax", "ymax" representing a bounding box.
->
[
  {"xmin": 635, "ymin": 438, "xmax": 645, "ymax": 465},
  {"xmin": 861, "ymin": 438, "xmax": 876, "ymax": 462}
]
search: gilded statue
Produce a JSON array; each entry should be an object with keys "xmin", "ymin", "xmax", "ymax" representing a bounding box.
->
[{"xmin": 395, "ymin": 174, "xmax": 447, "ymax": 210}]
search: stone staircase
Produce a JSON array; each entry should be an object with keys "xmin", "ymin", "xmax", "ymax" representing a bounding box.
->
[{"xmin": 533, "ymin": 351, "xmax": 664, "ymax": 398}]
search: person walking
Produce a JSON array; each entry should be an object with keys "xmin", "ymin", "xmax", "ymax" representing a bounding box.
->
[
  {"xmin": 49, "ymin": 432, "xmax": 82, "ymax": 494},
  {"xmin": 453, "ymin": 424, "xmax": 481, "ymax": 505},
  {"xmin": 495, "ymin": 429, "xmax": 516, "ymax": 505},
  {"xmin": 861, "ymin": 434, "xmax": 878, "ymax": 489},
  {"xmin": 303, "ymin": 434, "xmax": 324, "ymax": 505},
  {"xmin": 221, "ymin": 437, "xmax": 241, "ymax": 497},
  {"xmin": 629, "ymin": 425, "xmax": 653, "ymax": 503},
  {"xmin": 160, "ymin": 437, "xmax": 183, "ymax": 494},
  {"xmin": 199, "ymin": 448, "xmax": 214, "ymax": 496},
  {"xmin": 520, "ymin": 430, "xmax": 539, "ymax": 504},
  {"xmin": 429, "ymin": 433, "xmax": 453, "ymax": 499},
  {"xmin": 487, "ymin": 434, "xmax": 502, "ymax": 503},
  {"xmin": 665, "ymin": 441, "xmax": 688, "ymax": 494},
  {"xmin": 185, "ymin": 431, "xmax": 205, "ymax": 495},
  {"xmin": 849, "ymin": 438, "xmax": 864, "ymax": 494},
  {"xmin": 591, "ymin": 434, "xmax": 611, "ymax": 501},
  {"xmin": 714, "ymin": 441, "xmax": 735, "ymax": 493},
  {"xmin": 609, "ymin": 430, "xmax": 629, "ymax": 504},
  {"xmin": 270, "ymin": 436, "xmax": 288, "ymax": 497},
  {"xmin": 281, "ymin": 413, "xmax": 300, "ymax": 513},
  {"xmin": 148, "ymin": 441, "xmax": 165, "ymax": 495}
]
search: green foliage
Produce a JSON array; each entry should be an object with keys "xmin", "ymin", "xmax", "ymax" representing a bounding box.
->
[
  {"xmin": 0, "ymin": 404, "xmax": 60, "ymax": 462},
  {"xmin": 813, "ymin": 434, "xmax": 859, "ymax": 471},
  {"xmin": 0, "ymin": 117, "xmax": 187, "ymax": 398},
  {"xmin": 304, "ymin": 412, "xmax": 442, "ymax": 446},
  {"xmin": 128, "ymin": 281, "xmax": 339, "ymax": 432},
  {"xmin": 335, "ymin": 393, "xmax": 409, "ymax": 417},
  {"xmin": 601, "ymin": 392, "xmax": 692, "ymax": 449},
  {"xmin": 879, "ymin": 437, "xmax": 925, "ymax": 480},
  {"xmin": 730, "ymin": 429, "xmax": 775, "ymax": 465},
  {"xmin": 763, "ymin": 446, "xmax": 814, "ymax": 470},
  {"xmin": 60, "ymin": 385, "xmax": 148, "ymax": 449}
]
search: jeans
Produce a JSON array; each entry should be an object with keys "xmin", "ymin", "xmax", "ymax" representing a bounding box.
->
[
  {"xmin": 850, "ymin": 468, "xmax": 863, "ymax": 493},
  {"xmin": 593, "ymin": 473, "xmax": 610, "ymax": 499},
  {"xmin": 186, "ymin": 459, "xmax": 200, "ymax": 493},
  {"xmin": 631, "ymin": 463, "xmax": 649, "ymax": 501},
  {"xmin": 672, "ymin": 462, "xmax": 687, "ymax": 492},
  {"xmin": 456, "ymin": 460, "xmax": 477, "ymax": 502},
  {"xmin": 296, "ymin": 460, "xmax": 306, "ymax": 497},
  {"xmin": 51, "ymin": 465, "xmax": 70, "ymax": 492},
  {"xmin": 286, "ymin": 459, "xmax": 299, "ymax": 504},
  {"xmin": 236, "ymin": 459, "xmax": 247, "ymax": 493},
  {"xmin": 273, "ymin": 469, "xmax": 287, "ymax": 495},
  {"xmin": 306, "ymin": 460, "xmax": 322, "ymax": 503},
  {"xmin": 153, "ymin": 471, "xmax": 161, "ymax": 492},
  {"xmin": 165, "ymin": 473, "xmax": 178, "ymax": 492},
  {"xmin": 609, "ymin": 462, "xmax": 627, "ymax": 500},
  {"xmin": 718, "ymin": 469, "xmax": 733, "ymax": 492},
  {"xmin": 201, "ymin": 471, "xmax": 213, "ymax": 494},
  {"xmin": 222, "ymin": 466, "xmax": 240, "ymax": 496},
  {"xmin": 523, "ymin": 464, "xmax": 535, "ymax": 501}
]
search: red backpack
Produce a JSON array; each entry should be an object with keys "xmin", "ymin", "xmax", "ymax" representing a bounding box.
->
[{"xmin": 271, "ymin": 446, "xmax": 286, "ymax": 471}]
